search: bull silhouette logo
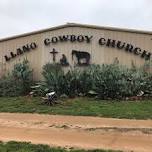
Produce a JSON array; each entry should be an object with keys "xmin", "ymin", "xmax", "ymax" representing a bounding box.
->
[{"xmin": 72, "ymin": 50, "xmax": 90, "ymax": 65}]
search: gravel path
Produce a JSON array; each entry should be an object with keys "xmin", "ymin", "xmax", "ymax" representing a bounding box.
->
[{"xmin": 0, "ymin": 113, "xmax": 152, "ymax": 152}]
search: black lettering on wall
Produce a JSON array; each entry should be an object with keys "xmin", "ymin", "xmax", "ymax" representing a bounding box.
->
[
  {"xmin": 10, "ymin": 52, "xmax": 16, "ymax": 58},
  {"xmin": 117, "ymin": 41, "xmax": 126, "ymax": 49},
  {"xmin": 4, "ymin": 35, "xmax": 151, "ymax": 63},
  {"xmin": 58, "ymin": 35, "xmax": 69, "ymax": 42},
  {"xmin": 125, "ymin": 44, "xmax": 134, "ymax": 52},
  {"xmin": 51, "ymin": 37, "xmax": 58, "ymax": 43},
  {"xmin": 98, "ymin": 38, "xmax": 106, "ymax": 45},
  {"xmin": 85, "ymin": 36, "xmax": 93, "ymax": 43},
  {"xmin": 141, "ymin": 50, "xmax": 151, "ymax": 60},
  {"xmin": 99, "ymin": 37, "xmax": 151, "ymax": 61},
  {"xmin": 4, "ymin": 42, "xmax": 37, "ymax": 62},
  {"xmin": 44, "ymin": 35, "xmax": 93, "ymax": 44},
  {"xmin": 4, "ymin": 55, "xmax": 10, "ymax": 61},
  {"xmin": 17, "ymin": 48, "xmax": 23, "ymax": 55},
  {"xmin": 44, "ymin": 38, "xmax": 51, "ymax": 45},
  {"xmin": 30, "ymin": 42, "xmax": 37, "ymax": 49},
  {"xmin": 70, "ymin": 35, "xmax": 77, "ymax": 42},
  {"xmin": 77, "ymin": 35, "xmax": 84, "ymax": 42},
  {"xmin": 106, "ymin": 39, "xmax": 116, "ymax": 47},
  {"xmin": 134, "ymin": 47, "xmax": 142, "ymax": 55},
  {"xmin": 22, "ymin": 44, "xmax": 30, "ymax": 52}
]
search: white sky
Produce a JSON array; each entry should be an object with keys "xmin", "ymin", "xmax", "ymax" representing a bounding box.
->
[{"xmin": 0, "ymin": 0, "xmax": 152, "ymax": 38}]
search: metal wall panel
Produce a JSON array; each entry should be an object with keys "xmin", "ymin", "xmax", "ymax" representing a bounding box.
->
[{"xmin": 0, "ymin": 26, "xmax": 151, "ymax": 80}]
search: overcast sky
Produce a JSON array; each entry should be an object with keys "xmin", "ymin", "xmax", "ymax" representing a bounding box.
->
[{"xmin": 0, "ymin": 0, "xmax": 152, "ymax": 38}]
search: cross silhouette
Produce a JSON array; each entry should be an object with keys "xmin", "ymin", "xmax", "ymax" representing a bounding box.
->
[{"xmin": 50, "ymin": 48, "xmax": 58, "ymax": 62}]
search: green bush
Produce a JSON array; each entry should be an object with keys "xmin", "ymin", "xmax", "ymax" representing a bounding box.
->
[
  {"xmin": 62, "ymin": 69, "xmax": 81, "ymax": 97},
  {"xmin": 42, "ymin": 63, "xmax": 65, "ymax": 95},
  {"xmin": 41, "ymin": 62, "xmax": 152, "ymax": 99},
  {"xmin": 42, "ymin": 64, "xmax": 94, "ymax": 97},
  {"xmin": 0, "ymin": 75, "xmax": 23, "ymax": 96},
  {"xmin": 93, "ymin": 64, "xmax": 125, "ymax": 99},
  {"xmin": 0, "ymin": 59, "xmax": 33, "ymax": 96},
  {"xmin": 92, "ymin": 64, "xmax": 152, "ymax": 99},
  {"xmin": 12, "ymin": 59, "xmax": 33, "ymax": 93}
]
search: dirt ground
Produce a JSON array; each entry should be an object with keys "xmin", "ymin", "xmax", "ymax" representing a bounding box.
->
[{"xmin": 0, "ymin": 113, "xmax": 152, "ymax": 152}]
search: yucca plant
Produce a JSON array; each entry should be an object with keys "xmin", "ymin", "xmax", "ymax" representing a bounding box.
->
[
  {"xmin": 41, "ymin": 62, "xmax": 152, "ymax": 99},
  {"xmin": 42, "ymin": 63, "xmax": 64, "ymax": 95}
]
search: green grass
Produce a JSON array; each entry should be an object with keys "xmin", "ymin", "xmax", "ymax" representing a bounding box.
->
[
  {"xmin": 0, "ymin": 141, "xmax": 121, "ymax": 152},
  {"xmin": 0, "ymin": 97, "xmax": 151, "ymax": 119}
]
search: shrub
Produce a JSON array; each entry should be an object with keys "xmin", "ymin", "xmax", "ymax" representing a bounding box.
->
[
  {"xmin": 42, "ymin": 63, "xmax": 65, "ymax": 95},
  {"xmin": 0, "ymin": 59, "xmax": 33, "ymax": 96},
  {"xmin": 42, "ymin": 62, "xmax": 152, "ymax": 99},
  {"xmin": 42, "ymin": 64, "xmax": 95, "ymax": 97},
  {"xmin": 92, "ymin": 64, "xmax": 152, "ymax": 99},
  {"xmin": 12, "ymin": 59, "xmax": 33, "ymax": 94},
  {"xmin": 62, "ymin": 69, "xmax": 81, "ymax": 97},
  {"xmin": 0, "ymin": 75, "xmax": 23, "ymax": 96}
]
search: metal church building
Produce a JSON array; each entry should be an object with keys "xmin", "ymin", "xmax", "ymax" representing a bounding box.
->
[{"xmin": 0, "ymin": 23, "xmax": 151, "ymax": 80}]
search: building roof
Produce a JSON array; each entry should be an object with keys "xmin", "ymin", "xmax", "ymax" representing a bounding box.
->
[{"xmin": 0, "ymin": 23, "xmax": 152, "ymax": 43}]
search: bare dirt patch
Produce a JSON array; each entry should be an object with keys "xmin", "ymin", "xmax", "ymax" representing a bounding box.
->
[{"xmin": 0, "ymin": 113, "xmax": 152, "ymax": 152}]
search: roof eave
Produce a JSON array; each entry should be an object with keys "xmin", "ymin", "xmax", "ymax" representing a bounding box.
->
[{"xmin": 0, "ymin": 23, "xmax": 152, "ymax": 43}]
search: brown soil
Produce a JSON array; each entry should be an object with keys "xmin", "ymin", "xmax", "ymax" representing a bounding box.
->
[{"xmin": 0, "ymin": 113, "xmax": 152, "ymax": 152}]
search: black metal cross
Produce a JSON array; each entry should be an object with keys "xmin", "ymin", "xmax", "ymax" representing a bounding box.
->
[{"xmin": 50, "ymin": 48, "xmax": 58, "ymax": 62}]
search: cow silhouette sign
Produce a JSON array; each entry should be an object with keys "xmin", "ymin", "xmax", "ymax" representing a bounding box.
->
[{"xmin": 72, "ymin": 50, "xmax": 90, "ymax": 66}]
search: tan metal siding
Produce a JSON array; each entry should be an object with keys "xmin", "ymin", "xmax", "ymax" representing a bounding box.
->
[{"xmin": 0, "ymin": 26, "xmax": 151, "ymax": 80}]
